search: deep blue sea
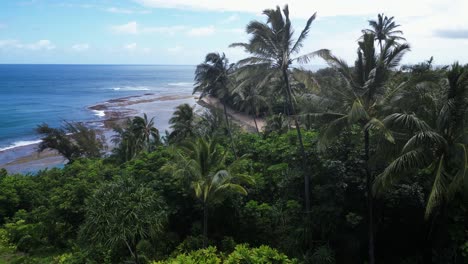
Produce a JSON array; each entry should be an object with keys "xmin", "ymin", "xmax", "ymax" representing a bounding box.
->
[{"xmin": 0, "ymin": 65, "xmax": 195, "ymax": 152}]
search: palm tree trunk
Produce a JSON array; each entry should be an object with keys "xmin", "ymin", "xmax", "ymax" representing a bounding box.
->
[
  {"xmin": 253, "ymin": 115, "xmax": 260, "ymax": 134},
  {"xmin": 364, "ymin": 129, "xmax": 375, "ymax": 264},
  {"xmin": 124, "ymin": 240, "xmax": 140, "ymax": 264},
  {"xmin": 250, "ymin": 101, "xmax": 260, "ymax": 134},
  {"xmin": 203, "ymin": 203, "xmax": 208, "ymax": 248},
  {"xmin": 282, "ymin": 68, "xmax": 310, "ymax": 214},
  {"xmin": 222, "ymin": 103, "xmax": 238, "ymax": 158}
]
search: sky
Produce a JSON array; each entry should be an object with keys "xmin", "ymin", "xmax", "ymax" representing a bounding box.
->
[{"xmin": 0, "ymin": 0, "xmax": 467, "ymax": 65}]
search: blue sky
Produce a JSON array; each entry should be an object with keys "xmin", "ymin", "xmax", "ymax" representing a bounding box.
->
[{"xmin": 1, "ymin": 0, "xmax": 467, "ymax": 65}]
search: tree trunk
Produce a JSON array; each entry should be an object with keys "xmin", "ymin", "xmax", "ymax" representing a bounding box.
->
[
  {"xmin": 134, "ymin": 246, "xmax": 140, "ymax": 264},
  {"xmin": 124, "ymin": 240, "xmax": 140, "ymax": 264},
  {"xmin": 251, "ymin": 101, "xmax": 260, "ymax": 134},
  {"xmin": 223, "ymin": 103, "xmax": 238, "ymax": 158},
  {"xmin": 203, "ymin": 203, "xmax": 208, "ymax": 248},
  {"xmin": 364, "ymin": 129, "xmax": 375, "ymax": 264},
  {"xmin": 282, "ymin": 68, "xmax": 310, "ymax": 214}
]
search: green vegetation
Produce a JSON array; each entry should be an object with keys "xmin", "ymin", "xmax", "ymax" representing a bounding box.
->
[{"xmin": 1, "ymin": 5, "xmax": 467, "ymax": 264}]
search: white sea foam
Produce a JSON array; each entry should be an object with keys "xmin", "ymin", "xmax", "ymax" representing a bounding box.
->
[
  {"xmin": 0, "ymin": 140, "xmax": 42, "ymax": 152},
  {"xmin": 109, "ymin": 86, "xmax": 151, "ymax": 91},
  {"xmin": 92, "ymin": 110, "xmax": 105, "ymax": 118},
  {"xmin": 168, "ymin": 82, "xmax": 193, "ymax": 87}
]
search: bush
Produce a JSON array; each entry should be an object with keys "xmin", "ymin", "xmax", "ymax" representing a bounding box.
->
[
  {"xmin": 152, "ymin": 246, "xmax": 221, "ymax": 264},
  {"xmin": 225, "ymin": 244, "xmax": 297, "ymax": 264},
  {"xmin": 154, "ymin": 245, "xmax": 295, "ymax": 264}
]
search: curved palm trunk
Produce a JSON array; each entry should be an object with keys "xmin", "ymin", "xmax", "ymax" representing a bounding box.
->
[
  {"xmin": 203, "ymin": 203, "xmax": 208, "ymax": 248},
  {"xmin": 250, "ymin": 101, "xmax": 260, "ymax": 134},
  {"xmin": 364, "ymin": 129, "xmax": 375, "ymax": 264},
  {"xmin": 282, "ymin": 68, "xmax": 310, "ymax": 214},
  {"xmin": 222, "ymin": 103, "xmax": 238, "ymax": 158}
]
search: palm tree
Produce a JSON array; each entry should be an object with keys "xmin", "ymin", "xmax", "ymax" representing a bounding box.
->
[
  {"xmin": 230, "ymin": 4, "xmax": 327, "ymax": 213},
  {"xmin": 168, "ymin": 103, "xmax": 198, "ymax": 143},
  {"xmin": 363, "ymin": 13, "xmax": 406, "ymax": 52},
  {"xmin": 111, "ymin": 114, "xmax": 160, "ymax": 162},
  {"xmin": 194, "ymin": 52, "xmax": 237, "ymax": 157},
  {"xmin": 232, "ymin": 84, "xmax": 268, "ymax": 134},
  {"xmin": 162, "ymin": 138, "xmax": 253, "ymax": 247},
  {"xmin": 132, "ymin": 113, "xmax": 160, "ymax": 151},
  {"xmin": 374, "ymin": 63, "xmax": 468, "ymax": 218},
  {"xmin": 314, "ymin": 33, "xmax": 410, "ymax": 264}
]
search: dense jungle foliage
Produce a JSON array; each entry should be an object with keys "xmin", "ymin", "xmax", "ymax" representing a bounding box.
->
[{"xmin": 1, "ymin": 5, "xmax": 467, "ymax": 264}]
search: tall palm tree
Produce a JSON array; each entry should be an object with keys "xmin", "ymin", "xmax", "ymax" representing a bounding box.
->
[
  {"xmin": 231, "ymin": 62, "xmax": 276, "ymax": 134},
  {"xmin": 374, "ymin": 63, "xmax": 468, "ymax": 218},
  {"xmin": 194, "ymin": 52, "xmax": 237, "ymax": 157},
  {"xmin": 168, "ymin": 103, "xmax": 198, "ymax": 143},
  {"xmin": 230, "ymin": 4, "xmax": 327, "ymax": 213},
  {"xmin": 162, "ymin": 138, "xmax": 253, "ymax": 247},
  {"xmin": 314, "ymin": 33, "xmax": 410, "ymax": 264},
  {"xmin": 132, "ymin": 113, "xmax": 160, "ymax": 151},
  {"xmin": 232, "ymin": 86, "xmax": 266, "ymax": 133},
  {"xmin": 363, "ymin": 13, "xmax": 406, "ymax": 52}
]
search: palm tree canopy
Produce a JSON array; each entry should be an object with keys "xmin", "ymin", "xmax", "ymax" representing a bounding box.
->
[
  {"xmin": 194, "ymin": 52, "xmax": 232, "ymax": 102},
  {"xmin": 314, "ymin": 33, "xmax": 410, "ymax": 150},
  {"xmin": 168, "ymin": 103, "xmax": 198, "ymax": 142},
  {"xmin": 162, "ymin": 138, "xmax": 254, "ymax": 205},
  {"xmin": 374, "ymin": 63, "xmax": 468, "ymax": 218},
  {"xmin": 363, "ymin": 13, "xmax": 406, "ymax": 43},
  {"xmin": 230, "ymin": 5, "xmax": 327, "ymax": 69}
]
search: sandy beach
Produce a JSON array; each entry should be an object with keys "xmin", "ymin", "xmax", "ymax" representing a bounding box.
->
[{"xmin": 198, "ymin": 95, "xmax": 265, "ymax": 133}]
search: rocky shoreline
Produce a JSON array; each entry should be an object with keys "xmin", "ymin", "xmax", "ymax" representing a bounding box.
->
[{"xmin": 0, "ymin": 93, "xmax": 196, "ymax": 174}]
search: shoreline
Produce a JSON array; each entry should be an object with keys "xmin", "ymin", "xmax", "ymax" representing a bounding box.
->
[
  {"xmin": 0, "ymin": 93, "xmax": 196, "ymax": 174},
  {"xmin": 197, "ymin": 95, "xmax": 265, "ymax": 133},
  {"xmin": 0, "ymin": 93, "xmax": 264, "ymax": 174}
]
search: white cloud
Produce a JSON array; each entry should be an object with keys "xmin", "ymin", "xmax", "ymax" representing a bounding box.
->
[
  {"xmin": 134, "ymin": 0, "xmax": 463, "ymax": 19},
  {"xmin": 71, "ymin": 43, "xmax": 90, "ymax": 51},
  {"xmin": 124, "ymin": 43, "xmax": 138, "ymax": 51},
  {"xmin": 112, "ymin": 21, "xmax": 185, "ymax": 35},
  {"xmin": 187, "ymin": 26, "xmax": 215, "ymax": 37},
  {"xmin": 0, "ymin": 39, "xmax": 18, "ymax": 48},
  {"xmin": 168, "ymin": 45, "xmax": 183, "ymax": 52},
  {"xmin": 106, "ymin": 7, "xmax": 151, "ymax": 14},
  {"xmin": 23, "ymin": 40, "xmax": 56, "ymax": 50},
  {"xmin": 112, "ymin": 21, "xmax": 139, "ymax": 34},
  {"xmin": 222, "ymin": 28, "xmax": 244, "ymax": 34},
  {"xmin": 107, "ymin": 7, "xmax": 134, "ymax": 14},
  {"xmin": 222, "ymin": 14, "xmax": 239, "ymax": 24},
  {"xmin": 0, "ymin": 39, "xmax": 56, "ymax": 51}
]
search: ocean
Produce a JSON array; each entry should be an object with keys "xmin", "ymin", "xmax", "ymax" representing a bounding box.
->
[{"xmin": 0, "ymin": 64, "xmax": 195, "ymax": 152}]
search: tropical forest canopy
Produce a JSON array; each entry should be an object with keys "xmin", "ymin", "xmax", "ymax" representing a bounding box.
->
[{"xmin": 0, "ymin": 5, "xmax": 467, "ymax": 264}]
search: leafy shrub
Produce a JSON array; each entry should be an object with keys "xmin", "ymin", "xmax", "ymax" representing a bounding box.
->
[
  {"xmin": 225, "ymin": 244, "xmax": 297, "ymax": 264},
  {"xmin": 152, "ymin": 246, "xmax": 221, "ymax": 264},
  {"xmin": 307, "ymin": 245, "xmax": 335, "ymax": 264},
  {"xmin": 4, "ymin": 210, "xmax": 44, "ymax": 253}
]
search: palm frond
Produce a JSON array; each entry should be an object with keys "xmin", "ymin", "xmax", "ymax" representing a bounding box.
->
[{"xmin": 365, "ymin": 117, "xmax": 395, "ymax": 143}]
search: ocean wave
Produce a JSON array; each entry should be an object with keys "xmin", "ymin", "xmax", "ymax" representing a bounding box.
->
[
  {"xmin": 168, "ymin": 82, "xmax": 193, "ymax": 87},
  {"xmin": 108, "ymin": 86, "xmax": 151, "ymax": 91},
  {"xmin": 92, "ymin": 110, "xmax": 105, "ymax": 118},
  {"xmin": 0, "ymin": 140, "xmax": 42, "ymax": 152}
]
